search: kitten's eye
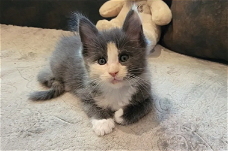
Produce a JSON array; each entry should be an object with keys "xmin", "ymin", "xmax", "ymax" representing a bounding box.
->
[
  {"xmin": 98, "ymin": 58, "xmax": 106, "ymax": 65},
  {"xmin": 119, "ymin": 54, "xmax": 129, "ymax": 62}
]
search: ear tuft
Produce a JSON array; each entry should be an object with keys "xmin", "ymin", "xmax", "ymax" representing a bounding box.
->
[
  {"xmin": 79, "ymin": 16, "xmax": 99, "ymax": 46},
  {"xmin": 122, "ymin": 7, "xmax": 146, "ymax": 47}
]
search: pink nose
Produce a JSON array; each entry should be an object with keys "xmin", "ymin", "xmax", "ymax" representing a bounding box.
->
[{"xmin": 109, "ymin": 72, "xmax": 118, "ymax": 77}]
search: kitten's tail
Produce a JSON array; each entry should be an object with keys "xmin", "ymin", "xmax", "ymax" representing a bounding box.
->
[
  {"xmin": 29, "ymin": 67, "xmax": 65, "ymax": 101},
  {"xmin": 29, "ymin": 81, "xmax": 65, "ymax": 101}
]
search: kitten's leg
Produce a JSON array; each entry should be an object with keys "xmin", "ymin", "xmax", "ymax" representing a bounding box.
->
[
  {"xmin": 114, "ymin": 97, "xmax": 152, "ymax": 125},
  {"xmin": 83, "ymin": 100, "xmax": 115, "ymax": 136}
]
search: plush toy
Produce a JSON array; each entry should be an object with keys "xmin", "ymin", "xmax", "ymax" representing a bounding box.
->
[{"xmin": 96, "ymin": 0, "xmax": 172, "ymax": 51}]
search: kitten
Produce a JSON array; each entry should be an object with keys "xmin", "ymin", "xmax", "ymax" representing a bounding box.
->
[{"xmin": 29, "ymin": 8, "xmax": 153, "ymax": 136}]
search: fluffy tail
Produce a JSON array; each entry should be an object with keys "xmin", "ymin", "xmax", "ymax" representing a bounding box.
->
[
  {"xmin": 37, "ymin": 67, "xmax": 55, "ymax": 88},
  {"xmin": 29, "ymin": 67, "xmax": 65, "ymax": 101},
  {"xmin": 29, "ymin": 81, "xmax": 65, "ymax": 101},
  {"xmin": 68, "ymin": 12, "xmax": 85, "ymax": 32}
]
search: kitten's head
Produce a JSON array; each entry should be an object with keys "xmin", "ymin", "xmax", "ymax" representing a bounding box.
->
[{"xmin": 79, "ymin": 9, "xmax": 148, "ymax": 89}]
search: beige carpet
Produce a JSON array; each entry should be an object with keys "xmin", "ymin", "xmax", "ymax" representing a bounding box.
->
[{"xmin": 1, "ymin": 24, "xmax": 227, "ymax": 150}]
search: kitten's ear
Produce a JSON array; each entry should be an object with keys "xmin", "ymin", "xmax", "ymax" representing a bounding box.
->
[
  {"xmin": 122, "ymin": 7, "xmax": 146, "ymax": 46},
  {"xmin": 79, "ymin": 16, "xmax": 99, "ymax": 46}
]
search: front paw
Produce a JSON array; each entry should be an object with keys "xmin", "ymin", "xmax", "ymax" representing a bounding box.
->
[
  {"xmin": 91, "ymin": 118, "xmax": 115, "ymax": 136},
  {"xmin": 114, "ymin": 108, "xmax": 125, "ymax": 125}
]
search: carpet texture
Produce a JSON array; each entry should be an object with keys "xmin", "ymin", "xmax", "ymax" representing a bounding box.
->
[{"xmin": 1, "ymin": 24, "xmax": 227, "ymax": 150}]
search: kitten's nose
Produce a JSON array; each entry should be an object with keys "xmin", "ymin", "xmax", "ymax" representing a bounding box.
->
[{"xmin": 109, "ymin": 72, "xmax": 118, "ymax": 77}]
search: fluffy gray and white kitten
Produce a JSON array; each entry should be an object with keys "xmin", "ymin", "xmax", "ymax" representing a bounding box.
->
[{"xmin": 30, "ymin": 8, "xmax": 153, "ymax": 136}]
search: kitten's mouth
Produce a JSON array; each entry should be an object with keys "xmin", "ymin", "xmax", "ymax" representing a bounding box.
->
[{"xmin": 111, "ymin": 78, "xmax": 122, "ymax": 84}]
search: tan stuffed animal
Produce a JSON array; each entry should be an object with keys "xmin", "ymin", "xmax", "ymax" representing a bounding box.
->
[{"xmin": 96, "ymin": 0, "xmax": 172, "ymax": 51}]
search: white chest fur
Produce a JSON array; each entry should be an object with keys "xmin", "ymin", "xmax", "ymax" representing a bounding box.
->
[{"xmin": 94, "ymin": 85, "xmax": 137, "ymax": 111}]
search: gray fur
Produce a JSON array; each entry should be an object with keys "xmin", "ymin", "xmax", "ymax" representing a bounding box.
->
[
  {"xmin": 29, "ymin": 80, "xmax": 65, "ymax": 100},
  {"xmin": 37, "ymin": 67, "xmax": 54, "ymax": 88},
  {"xmin": 30, "ymin": 9, "xmax": 152, "ymax": 125},
  {"xmin": 121, "ymin": 83, "xmax": 152, "ymax": 125}
]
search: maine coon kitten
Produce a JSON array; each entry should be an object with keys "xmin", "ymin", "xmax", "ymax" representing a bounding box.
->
[{"xmin": 29, "ymin": 8, "xmax": 153, "ymax": 136}]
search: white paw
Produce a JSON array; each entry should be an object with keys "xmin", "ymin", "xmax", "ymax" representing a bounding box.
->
[
  {"xmin": 114, "ymin": 108, "xmax": 124, "ymax": 124},
  {"xmin": 91, "ymin": 118, "xmax": 115, "ymax": 136}
]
